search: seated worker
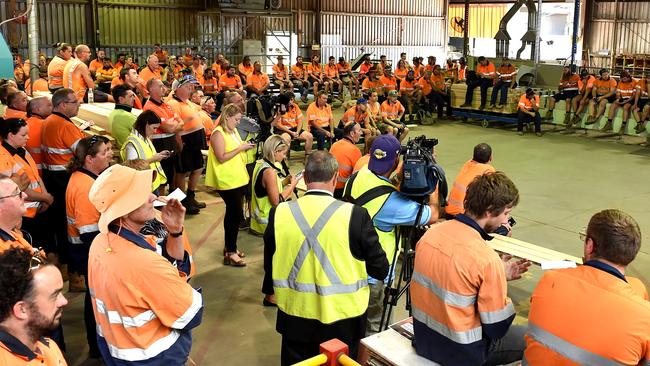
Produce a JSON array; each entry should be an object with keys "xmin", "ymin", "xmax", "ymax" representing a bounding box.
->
[
  {"xmin": 445, "ymin": 143, "xmax": 496, "ymax": 217},
  {"xmin": 307, "ymin": 55, "xmax": 324, "ymax": 97},
  {"xmin": 237, "ymin": 55, "xmax": 254, "ymax": 84},
  {"xmin": 379, "ymin": 67, "xmax": 398, "ymax": 102},
  {"xmin": 569, "ymin": 68, "xmax": 597, "ymax": 128},
  {"xmin": 202, "ymin": 68, "xmax": 219, "ymax": 98},
  {"xmin": 330, "ymin": 122, "xmax": 363, "ymax": 198},
  {"xmin": 417, "ymin": 70, "xmax": 435, "ymax": 114},
  {"xmin": 517, "ymin": 88, "xmax": 543, "ymax": 136},
  {"xmin": 273, "ymin": 93, "xmax": 314, "ymax": 158},
  {"xmin": 444, "ymin": 59, "xmax": 458, "ymax": 84},
  {"xmin": 460, "ymin": 56, "xmax": 496, "ymax": 110},
  {"xmin": 378, "ymin": 55, "xmax": 389, "ymax": 76},
  {"xmin": 219, "ymin": 65, "xmax": 245, "ymax": 98},
  {"xmin": 398, "ymin": 70, "xmax": 422, "ymax": 122},
  {"xmin": 490, "ymin": 57, "xmax": 517, "ymax": 109},
  {"xmin": 381, "ymin": 90, "xmax": 409, "ymax": 142},
  {"xmin": 341, "ymin": 98, "xmax": 379, "ymax": 150},
  {"xmin": 272, "ymin": 56, "xmax": 293, "ymax": 95},
  {"xmin": 95, "ymin": 57, "xmax": 117, "ymax": 94},
  {"xmin": 633, "ymin": 72, "xmax": 650, "ymax": 134},
  {"xmin": 337, "ymin": 57, "xmax": 359, "ymax": 99},
  {"xmin": 585, "ymin": 68, "xmax": 617, "ymax": 126},
  {"xmin": 602, "ymin": 70, "xmax": 637, "ymax": 134},
  {"xmin": 290, "ymin": 56, "xmax": 310, "ymax": 103},
  {"xmin": 394, "ymin": 59, "xmax": 409, "ymax": 89},
  {"xmin": 366, "ymin": 91, "xmax": 383, "ymax": 133},
  {"xmin": 307, "ymin": 91, "xmax": 336, "ymax": 150},
  {"xmin": 544, "ymin": 65, "xmax": 581, "ymax": 126},
  {"xmin": 246, "ymin": 61, "xmax": 270, "ymax": 97},
  {"xmin": 361, "ymin": 69, "xmax": 383, "ymax": 99},
  {"xmin": 191, "ymin": 56, "xmax": 206, "ymax": 85},
  {"xmin": 88, "ymin": 165, "xmax": 203, "ymax": 364},
  {"xmin": 456, "ymin": 56, "xmax": 468, "ymax": 83},
  {"xmin": 63, "ymin": 44, "xmax": 113, "ymax": 103},
  {"xmin": 324, "ymin": 56, "xmax": 343, "ymax": 101},
  {"xmin": 412, "ymin": 171, "xmax": 530, "ymax": 366},
  {"xmin": 358, "ymin": 55, "xmax": 373, "ymax": 82},
  {"xmin": 524, "ymin": 209, "xmax": 650, "ymax": 365},
  {"xmin": 0, "ymin": 247, "xmax": 68, "ymax": 366},
  {"xmin": 429, "ymin": 65, "xmax": 452, "ymax": 119},
  {"xmin": 344, "ymin": 134, "xmax": 442, "ymax": 334},
  {"xmin": 411, "ymin": 57, "xmax": 425, "ymax": 79},
  {"xmin": 24, "ymin": 65, "xmax": 50, "ymax": 97}
]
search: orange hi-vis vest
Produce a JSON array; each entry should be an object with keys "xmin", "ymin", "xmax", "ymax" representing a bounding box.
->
[
  {"xmin": 618, "ymin": 79, "xmax": 638, "ymax": 99},
  {"xmin": 518, "ymin": 94, "xmax": 540, "ymax": 112},
  {"xmin": 66, "ymin": 170, "xmax": 99, "ymax": 245},
  {"xmin": 41, "ymin": 112, "xmax": 84, "ymax": 172},
  {"xmin": 143, "ymin": 99, "xmax": 179, "ymax": 139},
  {"xmin": 445, "ymin": 160, "xmax": 495, "ymax": 216},
  {"xmin": 0, "ymin": 331, "xmax": 67, "ymax": 366},
  {"xmin": 306, "ymin": 102, "xmax": 332, "ymax": 128},
  {"xmin": 497, "ymin": 64, "xmax": 517, "ymax": 82},
  {"xmin": 559, "ymin": 74, "xmax": 580, "ymax": 92},
  {"xmin": 2, "ymin": 108, "xmax": 26, "ymax": 120},
  {"xmin": 380, "ymin": 100, "xmax": 405, "ymax": 120},
  {"xmin": 47, "ymin": 55, "xmax": 68, "ymax": 89},
  {"xmin": 0, "ymin": 143, "xmax": 43, "ymax": 217},
  {"xmin": 278, "ymin": 103, "xmax": 303, "ymax": 129},
  {"xmin": 593, "ymin": 77, "xmax": 617, "ymax": 96},
  {"xmin": 272, "ymin": 64, "xmax": 289, "ymax": 80},
  {"xmin": 25, "ymin": 115, "xmax": 44, "ymax": 173},
  {"xmin": 167, "ymin": 96, "xmax": 203, "ymax": 136},
  {"xmin": 24, "ymin": 78, "xmax": 50, "ymax": 96},
  {"xmin": 524, "ymin": 263, "xmax": 650, "ymax": 366},
  {"xmin": 330, "ymin": 138, "xmax": 362, "ymax": 189},
  {"xmin": 291, "ymin": 64, "xmax": 307, "ymax": 79},
  {"xmin": 0, "ymin": 228, "xmax": 35, "ymax": 253},
  {"xmin": 63, "ymin": 59, "xmax": 88, "ymax": 102}
]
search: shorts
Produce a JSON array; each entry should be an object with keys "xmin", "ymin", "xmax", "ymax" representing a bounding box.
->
[
  {"xmin": 552, "ymin": 90, "xmax": 579, "ymax": 101},
  {"xmin": 594, "ymin": 95, "xmax": 616, "ymax": 104},
  {"xmin": 308, "ymin": 77, "xmax": 323, "ymax": 85},
  {"xmin": 638, "ymin": 98, "xmax": 650, "ymax": 110},
  {"xmin": 618, "ymin": 97, "xmax": 634, "ymax": 105},
  {"xmin": 175, "ymin": 148, "xmax": 204, "ymax": 173},
  {"xmin": 341, "ymin": 76, "xmax": 352, "ymax": 84},
  {"xmin": 83, "ymin": 89, "xmax": 110, "ymax": 103}
]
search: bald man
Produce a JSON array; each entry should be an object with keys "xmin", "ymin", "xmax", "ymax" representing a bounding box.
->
[{"xmin": 63, "ymin": 44, "xmax": 113, "ymax": 103}]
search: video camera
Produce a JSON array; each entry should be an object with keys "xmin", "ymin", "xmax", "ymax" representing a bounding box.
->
[{"xmin": 400, "ymin": 135, "xmax": 447, "ymax": 199}]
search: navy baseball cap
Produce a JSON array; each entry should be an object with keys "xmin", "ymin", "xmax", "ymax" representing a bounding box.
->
[{"xmin": 369, "ymin": 135, "xmax": 401, "ymax": 175}]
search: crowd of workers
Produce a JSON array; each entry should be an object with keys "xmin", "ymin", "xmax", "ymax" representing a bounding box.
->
[{"xmin": 0, "ymin": 43, "xmax": 649, "ymax": 366}]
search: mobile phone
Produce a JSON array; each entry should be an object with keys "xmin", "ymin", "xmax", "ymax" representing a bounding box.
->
[{"xmin": 295, "ymin": 170, "xmax": 304, "ymax": 180}]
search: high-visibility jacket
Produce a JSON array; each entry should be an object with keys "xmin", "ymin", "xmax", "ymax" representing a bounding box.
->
[
  {"xmin": 205, "ymin": 125, "xmax": 249, "ymax": 191},
  {"xmin": 250, "ymin": 160, "xmax": 283, "ymax": 235},
  {"xmin": 47, "ymin": 55, "xmax": 68, "ymax": 89},
  {"xmin": 143, "ymin": 99, "xmax": 179, "ymax": 140},
  {"xmin": 167, "ymin": 96, "xmax": 204, "ymax": 137},
  {"xmin": 25, "ymin": 116, "xmax": 44, "ymax": 174},
  {"xmin": 330, "ymin": 138, "xmax": 362, "ymax": 189},
  {"xmin": 1, "ymin": 145, "xmax": 44, "ymax": 218},
  {"xmin": 2, "ymin": 108, "xmax": 27, "ymax": 120},
  {"xmin": 518, "ymin": 94, "xmax": 540, "ymax": 112},
  {"xmin": 638, "ymin": 79, "xmax": 649, "ymax": 99},
  {"xmin": 63, "ymin": 59, "xmax": 88, "ymax": 102},
  {"xmin": 524, "ymin": 263, "xmax": 650, "ymax": 366},
  {"xmin": 89, "ymin": 227, "xmax": 203, "ymax": 364},
  {"xmin": 272, "ymin": 194, "xmax": 369, "ymax": 324},
  {"xmin": 380, "ymin": 75, "xmax": 398, "ymax": 92},
  {"xmin": 412, "ymin": 218, "xmax": 515, "ymax": 365},
  {"xmin": 593, "ymin": 77, "xmax": 617, "ymax": 96},
  {"xmin": 477, "ymin": 62, "xmax": 496, "ymax": 79},
  {"xmin": 0, "ymin": 331, "xmax": 67, "ymax": 366},
  {"xmin": 24, "ymin": 77, "xmax": 50, "ymax": 97},
  {"xmin": 446, "ymin": 160, "xmax": 496, "ymax": 215},
  {"xmin": 399, "ymin": 79, "xmax": 417, "ymax": 94},
  {"xmin": 0, "ymin": 228, "xmax": 35, "ymax": 253},
  {"xmin": 272, "ymin": 64, "xmax": 289, "ymax": 80},
  {"xmin": 218, "ymin": 74, "xmax": 242, "ymax": 90},
  {"xmin": 558, "ymin": 74, "xmax": 580, "ymax": 92},
  {"xmin": 381, "ymin": 100, "xmax": 405, "ymax": 120},
  {"xmin": 618, "ymin": 79, "xmax": 638, "ymax": 99},
  {"xmin": 121, "ymin": 132, "xmax": 167, "ymax": 191},
  {"xmin": 240, "ymin": 129, "xmax": 257, "ymax": 165},
  {"xmin": 278, "ymin": 103, "xmax": 303, "ymax": 129},
  {"xmin": 497, "ymin": 64, "xmax": 517, "ymax": 82},
  {"xmin": 291, "ymin": 64, "xmax": 307, "ymax": 79},
  {"xmin": 41, "ymin": 112, "xmax": 84, "ymax": 172},
  {"xmin": 345, "ymin": 166, "xmax": 397, "ymax": 262},
  {"xmin": 306, "ymin": 102, "xmax": 332, "ymax": 128},
  {"xmin": 66, "ymin": 170, "xmax": 100, "ymax": 245}
]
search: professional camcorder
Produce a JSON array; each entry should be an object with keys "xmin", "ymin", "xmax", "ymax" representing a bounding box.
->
[{"xmin": 400, "ymin": 135, "xmax": 447, "ymax": 200}]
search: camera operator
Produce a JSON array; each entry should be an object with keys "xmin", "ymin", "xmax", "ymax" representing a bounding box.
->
[
  {"xmin": 411, "ymin": 171, "xmax": 530, "ymax": 366},
  {"xmin": 343, "ymin": 135, "xmax": 441, "ymax": 334}
]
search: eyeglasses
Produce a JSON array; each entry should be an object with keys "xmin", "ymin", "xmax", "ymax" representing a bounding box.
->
[
  {"xmin": 0, "ymin": 188, "xmax": 23, "ymax": 200},
  {"xmin": 579, "ymin": 227, "xmax": 587, "ymax": 242}
]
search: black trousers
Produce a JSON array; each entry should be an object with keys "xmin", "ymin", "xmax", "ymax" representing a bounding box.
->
[
  {"xmin": 151, "ymin": 136, "xmax": 178, "ymax": 189},
  {"xmin": 465, "ymin": 77, "xmax": 493, "ymax": 106},
  {"xmin": 281, "ymin": 336, "xmax": 360, "ymax": 366},
  {"xmin": 41, "ymin": 170, "xmax": 71, "ymax": 261},
  {"xmin": 490, "ymin": 80, "xmax": 512, "ymax": 106},
  {"xmin": 518, "ymin": 110, "xmax": 542, "ymax": 132},
  {"xmin": 429, "ymin": 92, "xmax": 452, "ymax": 117},
  {"xmin": 217, "ymin": 186, "xmax": 246, "ymax": 252}
]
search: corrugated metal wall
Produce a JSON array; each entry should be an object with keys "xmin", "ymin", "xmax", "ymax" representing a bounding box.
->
[
  {"xmin": 587, "ymin": 1, "xmax": 650, "ymax": 59},
  {"xmin": 448, "ymin": 4, "xmax": 507, "ymax": 39},
  {"xmin": 321, "ymin": 0, "xmax": 444, "ymax": 17}
]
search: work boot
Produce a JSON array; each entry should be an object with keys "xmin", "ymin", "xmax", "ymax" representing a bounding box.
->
[
  {"xmin": 635, "ymin": 121, "xmax": 646, "ymax": 134},
  {"xmin": 181, "ymin": 198, "xmax": 200, "ymax": 215},
  {"xmin": 478, "ymin": 104, "xmax": 486, "ymax": 110},
  {"xmin": 602, "ymin": 120, "xmax": 613, "ymax": 132},
  {"xmin": 489, "ymin": 104, "xmax": 496, "ymax": 109},
  {"xmin": 543, "ymin": 110, "xmax": 553, "ymax": 120},
  {"xmin": 571, "ymin": 114, "xmax": 582, "ymax": 127},
  {"xmin": 460, "ymin": 103, "xmax": 471, "ymax": 108},
  {"xmin": 68, "ymin": 272, "xmax": 86, "ymax": 293},
  {"xmin": 187, "ymin": 190, "xmax": 206, "ymax": 209},
  {"xmin": 562, "ymin": 113, "xmax": 571, "ymax": 125},
  {"xmin": 618, "ymin": 122, "xmax": 627, "ymax": 136},
  {"xmin": 584, "ymin": 116, "xmax": 597, "ymax": 125}
]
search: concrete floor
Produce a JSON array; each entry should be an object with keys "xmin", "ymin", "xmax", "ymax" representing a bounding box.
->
[{"xmin": 61, "ymin": 116, "xmax": 650, "ymax": 366}]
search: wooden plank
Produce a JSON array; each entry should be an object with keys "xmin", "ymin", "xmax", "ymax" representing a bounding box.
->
[{"xmin": 489, "ymin": 234, "xmax": 583, "ymax": 265}]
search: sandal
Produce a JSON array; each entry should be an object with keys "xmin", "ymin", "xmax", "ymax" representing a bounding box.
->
[
  {"xmin": 223, "ymin": 252, "xmax": 246, "ymax": 267},
  {"xmin": 222, "ymin": 248, "xmax": 246, "ymax": 258}
]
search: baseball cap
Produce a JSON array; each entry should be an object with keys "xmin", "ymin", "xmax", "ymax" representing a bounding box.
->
[
  {"xmin": 388, "ymin": 90, "xmax": 399, "ymax": 97},
  {"xmin": 277, "ymin": 55, "xmax": 284, "ymax": 60},
  {"xmin": 368, "ymin": 135, "xmax": 401, "ymax": 175},
  {"xmin": 174, "ymin": 75, "xmax": 200, "ymax": 90},
  {"xmin": 357, "ymin": 97, "xmax": 367, "ymax": 104},
  {"xmin": 89, "ymin": 165, "xmax": 154, "ymax": 233}
]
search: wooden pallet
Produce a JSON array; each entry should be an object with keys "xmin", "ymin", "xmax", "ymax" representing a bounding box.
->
[{"xmin": 489, "ymin": 234, "xmax": 583, "ymax": 265}]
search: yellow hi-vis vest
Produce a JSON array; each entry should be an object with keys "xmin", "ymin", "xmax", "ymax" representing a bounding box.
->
[
  {"xmin": 250, "ymin": 159, "xmax": 283, "ymax": 235},
  {"xmin": 344, "ymin": 166, "xmax": 397, "ymax": 263},
  {"xmin": 240, "ymin": 130, "xmax": 258, "ymax": 165},
  {"xmin": 206, "ymin": 126, "xmax": 249, "ymax": 190},
  {"xmin": 120, "ymin": 132, "xmax": 167, "ymax": 191},
  {"xmin": 272, "ymin": 194, "xmax": 369, "ymax": 324}
]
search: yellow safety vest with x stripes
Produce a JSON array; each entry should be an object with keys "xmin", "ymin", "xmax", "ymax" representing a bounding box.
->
[
  {"xmin": 272, "ymin": 194, "xmax": 369, "ymax": 324},
  {"xmin": 120, "ymin": 132, "xmax": 167, "ymax": 191},
  {"xmin": 250, "ymin": 159, "xmax": 283, "ymax": 235}
]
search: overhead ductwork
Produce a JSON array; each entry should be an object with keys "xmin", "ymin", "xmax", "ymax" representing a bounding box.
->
[{"xmin": 494, "ymin": 0, "xmax": 538, "ymax": 60}]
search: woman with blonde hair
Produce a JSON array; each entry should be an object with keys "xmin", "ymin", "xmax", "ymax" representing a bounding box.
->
[{"xmin": 206, "ymin": 103, "xmax": 255, "ymax": 266}]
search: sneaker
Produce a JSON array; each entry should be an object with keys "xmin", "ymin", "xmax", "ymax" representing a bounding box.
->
[
  {"xmin": 562, "ymin": 113, "xmax": 571, "ymax": 125},
  {"xmin": 239, "ymin": 217, "xmax": 250, "ymax": 231},
  {"xmin": 182, "ymin": 199, "xmax": 200, "ymax": 215}
]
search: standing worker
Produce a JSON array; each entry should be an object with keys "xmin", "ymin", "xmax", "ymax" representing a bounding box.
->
[
  {"xmin": 329, "ymin": 122, "xmax": 363, "ymax": 198},
  {"xmin": 264, "ymin": 151, "xmax": 389, "ymax": 365},
  {"xmin": 517, "ymin": 88, "xmax": 542, "ymax": 136},
  {"xmin": 47, "ymin": 43, "xmax": 72, "ymax": 92},
  {"xmin": 524, "ymin": 209, "xmax": 650, "ymax": 365},
  {"xmin": 412, "ymin": 171, "xmax": 530, "ymax": 366},
  {"xmin": 63, "ymin": 44, "xmax": 112, "ymax": 103},
  {"xmin": 445, "ymin": 143, "xmax": 496, "ymax": 217}
]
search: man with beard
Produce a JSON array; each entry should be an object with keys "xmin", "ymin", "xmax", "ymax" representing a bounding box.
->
[
  {"xmin": 63, "ymin": 44, "xmax": 113, "ymax": 103},
  {"xmin": 0, "ymin": 247, "xmax": 68, "ymax": 364},
  {"xmin": 111, "ymin": 67, "xmax": 144, "ymax": 109}
]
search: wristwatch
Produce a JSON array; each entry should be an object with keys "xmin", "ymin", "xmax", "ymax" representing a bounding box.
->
[{"xmin": 169, "ymin": 228, "xmax": 184, "ymax": 238}]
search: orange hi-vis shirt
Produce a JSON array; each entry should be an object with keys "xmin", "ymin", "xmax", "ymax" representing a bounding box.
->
[
  {"xmin": 167, "ymin": 96, "xmax": 204, "ymax": 136},
  {"xmin": 66, "ymin": 169, "xmax": 99, "ymax": 245},
  {"xmin": 238, "ymin": 63, "xmax": 254, "ymax": 78},
  {"xmin": 617, "ymin": 79, "xmax": 637, "ymax": 99},
  {"xmin": 412, "ymin": 64, "xmax": 425, "ymax": 79},
  {"xmin": 337, "ymin": 62, "xmax": 352, "ymax": 77},
  {"xmin": 559, "ymin": 74, "xmax": 580, "ymax": 92},
  {"xmin": 0, "ymin": 144, "xmax": 43, "ymax": 218},
  {"xmin": 445, "ymin": 160, "xmax": 495, "ymax": 215},
  {"xmin": 308, "ymin": 63, "xmax": 323, "ymax": 78},
  {"xmin": 342, "ymin": 106, "xmax": 368, "ymax": 125},
  {"xmin": 330, "ymin": 138, "xmax": 362, "ymax": 189},
  {"xmin": 247, "ymin": 72, "xmax": 270, "ymax": 90},
  {"xmin": 399, "ymin": 79, "xmax": 418, "ymax": 95},
  {"xmin": 89, "ymin": 58, "xmax": 103, "ymax": 73},
  {"xmin": 362, "ymin": 78, "xmax": 383, "ymax": 92},
  {"xmin": 324, "ymin": 64, "xmax": 339, "ymax": 78},
  {"xmin": 458, "ymin": 65, "xmax": 467, "ymax": 81},
  {"xmin": 219, "ymin": 74, "xmax": 242, "ymax": 90},
  {"xmin": 47, "ymin": 55, "xmax": 68, "ymax": 89},
  {"xmin": 353, "ymin": 154, "xmax": 370, "ymax": 173},
  {"xmin": 25, "ymin": 115, "xmax": 44, "ymax": 173},
  {"xmin": 0, "ymin": 332, "xmax": 67, "ymax": 366},
  {"xmin": 211, "ymin": 63, "xmax": 221, "ymax": 76},
  {"xmin": 202, "ymin": 76, "xmax": 219, "ymax": 94},
  {"xmin": 638, "ymin": 78, "xmax": 649, "ymax": 98},
  {"xmin": 306, "ymin": 102, "xmax": 333, "ymax": 128},
  {"xmin": 593, "ymin": 77, "xmax": 617, "ymax": 96},
  {"xmin": 24, "ymin": 78, "xmax": 50, "ymax": 96},
  {"xmin": 0, "ymin": 228, "xmax": 35, "ymax": 253},
  {"xmin": 518, "ymin": 94, "xmax": 540, "ymax": 112},
  {"xmin": 139, "ymin": 66, "xmax": 162, "ymax": 85},
  {"xmin": 41, "ymin": 112, "xmax": 84, "ymax": 172},
  {"xmin": 63, "ymin": 59, "xmax": 89, "ymax": 102},
  {"xmin": 2, "ymin": 108, "xmax": 27, "ymax": 120},
  {"xmin": 380, "ymin": 75, "xmax": 398, "ymax": 92},
  {"xmin": 368, "ymin": 101, "xmax": 381, "ymax": 120},
  {"xmin": 95, "ymin": 67, "xmax": 116, "ymax": 83},
  {"xmin": 272, "ymin": 64, "xmax": 289, "ymax": 80},
  {"xmin": 431, "ymin": 73, "xmax": 446, "ymax": 90},
  {"xmin": 88, "ymin": 228, "xmax": 203, "ymax": 364},
  {"xmin": 291, "ymin": 64, "xmax": 308, "ymax": 79},
  {"xmin": 278, "ymin": 102, "xmax": 304, "ymax": 129},
  {"xmin": 418, "ymin": 77, "xmax": 433, "ymax": 96},
  {"xmin": 143, "ymin": 99, "xmax": 180, "ymax": 139},
  {"xmin": 476, "ymin": 62, "xmax": 496, "ymax": 79},
  {"xmin": 497, "ymin": 64, "xmax": 517, "ymax": 82},
  {"xmin": 524, "ymin": 264, "xmax": 650, "ymax": 366},
  {"xmin": 394, "ymin": 67, "xmax": 408, "ymax": 80},
  {"xmin": 381, "ymin": 100, "xmax": 405, "ymax": 120},
  {"xmin": 359, "ymin": 62, "xmax": 373, "ymax": 75}
]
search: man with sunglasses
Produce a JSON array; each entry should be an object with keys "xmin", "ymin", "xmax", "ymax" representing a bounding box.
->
[{"xmin": 0, "ymin": 247, "xmax": 68, "ymax": 365}]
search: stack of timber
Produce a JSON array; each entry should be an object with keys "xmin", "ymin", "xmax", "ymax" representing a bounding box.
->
[{"xmin": 450, "ymin": 83, "xmax": 527, "ymax": 114}]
